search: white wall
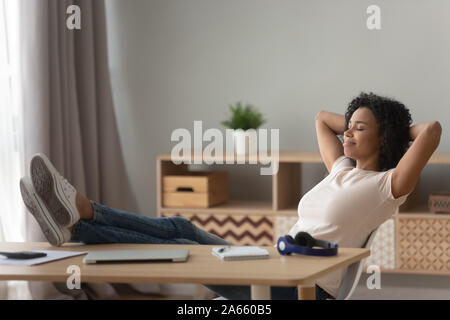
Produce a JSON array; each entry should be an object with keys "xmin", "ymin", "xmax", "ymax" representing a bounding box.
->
[{"xmin": 104, "ymin": 0, "xmax": 450, "ymax": 299}]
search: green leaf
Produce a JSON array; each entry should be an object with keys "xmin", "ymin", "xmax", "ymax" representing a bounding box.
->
[{"xmin": 221, "ymin": 102, "xmax": 266, "ymax": 130}]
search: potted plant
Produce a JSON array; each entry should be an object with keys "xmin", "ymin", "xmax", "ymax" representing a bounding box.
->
[{"xmin": 221, "ymin": 102, "xmax": 266, "ymax": 155}]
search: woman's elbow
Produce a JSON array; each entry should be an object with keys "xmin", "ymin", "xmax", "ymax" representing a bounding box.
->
[
  {"xmin": 430, "ymin": 121, "xmax": 442, "ymax": 137},
  {"xmin": 428, "ymin": 121, "xmax": 442, "ymax": 147},
  {"xmin": 315, "ymin": 111, "xmax": 325, "ymax": 122},
  {"xmin": 433, "ymin": 121, "xmax": 442, "ymax": 133}
]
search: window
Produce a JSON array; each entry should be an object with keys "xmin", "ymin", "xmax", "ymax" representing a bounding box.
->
[{"xmin": 0, "ymin": 0, "xmax": 25, "ymax": 242}]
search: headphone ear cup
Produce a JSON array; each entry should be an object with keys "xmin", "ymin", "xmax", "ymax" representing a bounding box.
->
[
  {"xmin": 285, "ymin": 235, "xmax": 296, "ymax": 244},
  {"xmin": 294, "ymin": 231, "xmax": 315, "ymax": 247}
]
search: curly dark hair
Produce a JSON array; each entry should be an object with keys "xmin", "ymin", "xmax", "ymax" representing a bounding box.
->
[{"xmin": 344, "ymin": 92, "xmax": 412, "ymax": 171}]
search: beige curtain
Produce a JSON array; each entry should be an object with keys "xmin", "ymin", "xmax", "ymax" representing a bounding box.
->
[{"xmin": 20, "ymin": 0, "xmax": 138, "ymax": 299}]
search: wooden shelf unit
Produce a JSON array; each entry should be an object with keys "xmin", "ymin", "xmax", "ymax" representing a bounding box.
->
[
  {"xmin": 157, "ymin": 151, "xmax": 450, "ymax": 274},
  {"xmin": 157, "ymin": 151, "xmax": 322, "ymax": 218},
  {"xmin": 157, "ymin": 151, "xmax": 319, "ymax": 246}
]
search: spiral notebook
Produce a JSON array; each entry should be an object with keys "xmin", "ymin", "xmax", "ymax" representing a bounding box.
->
[{"xmin": 212, "ymin": 246, "xmax": 269, "ymax": 261}]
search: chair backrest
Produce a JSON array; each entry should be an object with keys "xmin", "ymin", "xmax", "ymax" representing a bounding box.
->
[{"xmin": 335, "ymin": 228, "xmax": 379, "ymax": 300}]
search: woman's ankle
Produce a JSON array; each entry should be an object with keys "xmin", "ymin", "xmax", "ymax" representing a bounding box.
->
[{"xmin": 76, "ymin": 193, "xmax": 94, "ymax": 220}]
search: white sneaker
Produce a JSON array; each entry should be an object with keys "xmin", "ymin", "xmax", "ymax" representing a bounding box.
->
[
  {"xmin": 29, "ymin": 153, "xmax": 80, "ymax": 227},
  {"xmin": 20, "ymin": 177, "xmax": 71, "ymax": 247}
]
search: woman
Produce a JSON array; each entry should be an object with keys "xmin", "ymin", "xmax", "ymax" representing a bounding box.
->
[{"xmin": 20, "ymin": 92, "xmax": 442, "ymax": 300}]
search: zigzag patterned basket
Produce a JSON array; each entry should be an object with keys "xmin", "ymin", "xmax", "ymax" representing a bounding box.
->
[{"xmin": 161, "ymin": 212, "xmax": 274, "ymax": 246}]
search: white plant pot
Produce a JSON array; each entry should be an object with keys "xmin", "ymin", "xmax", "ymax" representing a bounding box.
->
[{"xmin": 233, "ymin": 130, "xmax": 249, "ymax": 156}]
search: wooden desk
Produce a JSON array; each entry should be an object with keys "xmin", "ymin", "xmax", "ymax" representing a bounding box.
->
[{"xmin": 0, "ymin": 242, "xmax": 369, "ymax": 300}]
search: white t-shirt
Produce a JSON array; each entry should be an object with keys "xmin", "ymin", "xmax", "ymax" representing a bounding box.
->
[{"xmin": 287, "ymin": 155, "xmax": 410, "ymax": 298}]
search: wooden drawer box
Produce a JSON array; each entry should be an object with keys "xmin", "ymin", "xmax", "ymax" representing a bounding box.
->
[
  {"xmin": 397, "ymin": 217, "xmax": 450, "ymax": 272},
  {"xmin": 163, "ymin": 171, "xmax": 228, "ymax": 208}
]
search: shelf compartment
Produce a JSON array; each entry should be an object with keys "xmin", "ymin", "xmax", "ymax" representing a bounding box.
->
[
  {"xmin": 396, "ymin": 204, "xmax": 450, "ymax": 219},
  {"xmin": 275, "ymin": 207, "xmax": 298, "ymax": 216},
  {"xmin": 160, "ymin": 199, "xmax": 274, "ymax": 216},
  {"xmin": 273, "ymin": 162, "xmax": 301, "ymax": 211},
  {"xmin": 160, "ymin": 200, "xmax": 299, "ymax": 217}
]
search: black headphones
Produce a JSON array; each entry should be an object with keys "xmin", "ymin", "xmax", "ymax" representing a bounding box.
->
[{"xmin": 277, "ymin": 231, "xmax": 338, "ymax": 256}]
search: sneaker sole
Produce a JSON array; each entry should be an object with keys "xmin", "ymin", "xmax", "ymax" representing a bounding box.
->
[
  {"xmin": 20, "ymin": 179, "xmax": 64, "ymax": 246},
  {"xmin": 30, "ymin": 155, "xmax": 74, "ymax": 227}
]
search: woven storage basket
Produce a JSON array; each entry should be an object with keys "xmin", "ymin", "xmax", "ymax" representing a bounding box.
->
[{"xmin": 398, "ymin": 217, "xmax": 450, "ymax": 272}]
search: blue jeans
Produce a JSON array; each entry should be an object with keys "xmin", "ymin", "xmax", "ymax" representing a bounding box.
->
[{"xmin": 71, "ymin": 201, "xmax": 334, "ymax": 300}]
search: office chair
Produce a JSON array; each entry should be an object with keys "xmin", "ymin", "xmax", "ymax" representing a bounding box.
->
[
  {"xmin": 213, "ymin": 228, "xmax": 379, "ymax": 300},
  {"xmin": 335, "ymin": 228, "xmax": 379, "ymax": 300}
]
